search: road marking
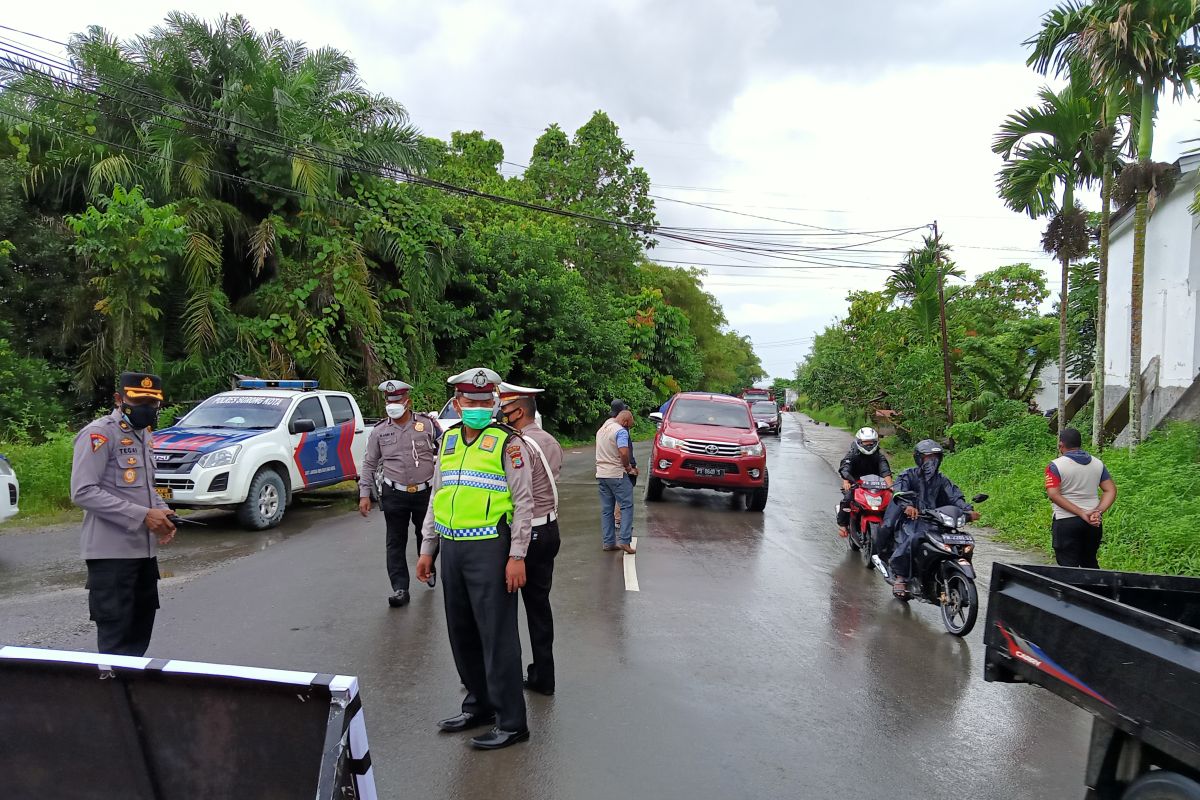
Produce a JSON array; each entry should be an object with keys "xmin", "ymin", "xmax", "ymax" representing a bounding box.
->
[{"xmin": 623, "ymin": 537, "xmax": 639, "ymax": 592}]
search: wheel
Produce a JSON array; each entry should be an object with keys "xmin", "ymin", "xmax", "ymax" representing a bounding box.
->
[
  {"xmin": 747, "ymin": 473, "xmax": 768, "ymax": 512},
  {"xmin": 940, "ymin": 571, "xmax": 979, "ymax": 636},
  {"xmin": 237, "ymin": 468, "xmax": 287, "ymax": 530},
  {"xmin": 863, "ymin": 522, "xmax": 878, "ymax": 569},
  {"xmin": 1122, "ymin": 771, "xmax": 1200, "ymax": 799},
  {"xmin": 645, "ymin": 476, "xmax": 664, "ymax": 502}
]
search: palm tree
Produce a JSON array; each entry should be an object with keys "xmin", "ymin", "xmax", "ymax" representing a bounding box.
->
[
  {"xmin": 885, "ymin": 234, "xmax": 962, "ymax": 343},
  {"xmin": 993, "ymin": 61, "xmax": 1101, "ymax": 431},
  {"xmin": 1028, "ymin": 0, "xmax": 1200, "ymax": 446}
]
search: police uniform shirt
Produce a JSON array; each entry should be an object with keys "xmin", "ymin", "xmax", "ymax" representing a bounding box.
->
[
  {"xmin": 419, "ymin": 429, "xmax": 535, "ymax": 558},
  {"xmin": 358, "ymin": 413, "xmax": 439, "ymax": 497},
  {"xmin": 520, "ymin": 422, "xmax": 563, "ymax": 518},
  {"xmin": 71, "ymin": 409, "xmax": 171, "ymax": 559}
]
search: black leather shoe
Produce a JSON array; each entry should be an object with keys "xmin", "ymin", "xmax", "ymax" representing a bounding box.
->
[
  {"xmin": 523, "ymin": 678, "xmax": 555, "ymax": 696},
  {"xmin": 426, "ymin": 569, "xmax": 437, "ymax": 589},
  {"xmin": 470, "ymin": 727, "xmax": 530, "ymax": 750},
  {"xmin": 387, "ymin": 590, "xmax": 410, "ymax": 608},
  {"xmin": 437, "ymin": 712, "xmax": 496, "ymax": 732}
]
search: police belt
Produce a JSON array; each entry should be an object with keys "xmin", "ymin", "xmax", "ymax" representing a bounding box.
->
[
  {"xmin": 383, "ymin": 478, "xmax": 432, "ymax": 493},
  {"xmin": 531, "ymin": 511, "xmax": 558, "ymax": 527}
]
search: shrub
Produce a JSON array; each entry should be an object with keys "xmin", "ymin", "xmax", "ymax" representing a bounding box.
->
[{"xmin": 1, "ymin": 431, "xmax": 77, "ymax": 521}]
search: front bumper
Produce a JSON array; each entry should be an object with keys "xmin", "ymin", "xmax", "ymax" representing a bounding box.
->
[
  {"xmin": 154, "ymin": 463, "xmax": 246, "ymax": 507},
  {"xmin": 650, "ymin": 449, "xmax": 766, "ymax": 492}
]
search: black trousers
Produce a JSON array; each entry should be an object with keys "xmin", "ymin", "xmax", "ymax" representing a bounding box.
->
[
  {"xmin": 441, "ymin": 528, "xmax": 527, "ymax": 732},
  {"xmin": 521, "ymin": 520, "xmax": 561, "ymax": 690},
  {"xmin": 85, "ymin": 557, "xmax": 159, "ymax": 657},
  {"xmin": 837, "ymin": 486, "xmax": 854, "ymax": 527},
  {"xmin": 1052, "ymin": 516, "xmax": 1102, "ymax": 569},
  {"xmin": 381, "ymin": 486, "xmax": 432, "ymax": 592}
]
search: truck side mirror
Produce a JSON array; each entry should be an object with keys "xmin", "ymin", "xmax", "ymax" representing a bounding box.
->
[
  {"xmin": 289, "ymin": 418, "xmax": 317, "ymax": 435},
  {"xmin": 648, "ymin": 412, "xmax": 664, "ymax": 425}
]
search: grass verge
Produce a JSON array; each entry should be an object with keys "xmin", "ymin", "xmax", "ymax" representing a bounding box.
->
[{"xmin": 0, "ymin": 432, "xmax": 77, "ymax": 529}]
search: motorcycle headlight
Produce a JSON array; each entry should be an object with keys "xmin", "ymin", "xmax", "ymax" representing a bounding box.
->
[
  {"xmin": 659, "ymin": 433, "xmax": 682, "ymax": 450},
  {"xmin": 939, "ymin": 512, "xmax": 958, "ymax": 529},
  {"xmin": 866, "ymin": 496, "xmax": 882, "ymax": 509},
  {"xmin": 741, "ymin": 443, "xmax": 764, "ymax": 457},
  {"xmin": 198, "ymin": 445, "xmax": 241, "ymax": 469}
]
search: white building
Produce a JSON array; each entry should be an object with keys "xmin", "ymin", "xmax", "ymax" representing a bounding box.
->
[{"xmin": 1103, "ymin": 152, "xmax": 1200, "ymax": 435}]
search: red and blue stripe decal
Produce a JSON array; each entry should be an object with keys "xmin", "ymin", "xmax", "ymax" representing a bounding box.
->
[
  {"xmin": 995, "ymin": 621, "xmax": 1114, "ymax": 707},
  {"xmin": 291, "ymin": 421, "xmax": 357, "ymax": 488}
]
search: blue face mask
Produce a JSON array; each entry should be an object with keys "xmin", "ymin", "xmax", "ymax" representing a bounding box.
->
[{"xmin": 460, "ymin": 407, "xmax": 494, "ymax": 430}]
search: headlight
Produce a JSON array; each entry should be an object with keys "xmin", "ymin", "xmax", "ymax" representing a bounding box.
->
[
  {"xmin": 659, "ymin": 434, "xmax": 682, "ymax": 450},
  {"xmin": 198, "ymin": 445, "xmax": 241, "ymax": 469},
  {"xmin": 741, "ymin": 443, "xmax": 764, "ymax": 457},
  {"xmin": 0, "ymin": 457, "xmax": 12, "ymax": 478},
  {"xmin": 938, "ymin": 512, "xmax": 958, "ymax": 529},
  {"xmin": 866, "ymin": 496, "xmax": 882, "ymax": 509}
]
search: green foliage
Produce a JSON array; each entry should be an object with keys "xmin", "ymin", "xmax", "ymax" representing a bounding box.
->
[
  {"xmin": 0, "ymin": 336, "xmax": 70, "ymax": 441},
  {"xmin": 943, "ymin": 419, "xmax": 1200, "ymax": 576},
  {"xmin": 0, "ymin": 431, "xmax": 76, "ymax": 522}
]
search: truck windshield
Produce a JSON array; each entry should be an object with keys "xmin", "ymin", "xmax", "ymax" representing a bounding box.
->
[
  {"xmin": 177, "ymin": 395, "xmax": 291, "ymax": 429},
  {"xmin": 751, "ymin": 402, "xmax": 777, "ymax": 415},
  {"xmin": 669, "ymin": 399, "xmax": 752, "ymax": 429}
]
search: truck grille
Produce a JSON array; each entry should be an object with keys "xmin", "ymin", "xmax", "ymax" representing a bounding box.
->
[
  {"xmin": 155, "ymin": 478, "xmax": 196, "ymax": 491},
  {"xmin": 680, "ymin": 440, "xmax": 741, "ymax": 457},
  {"xmin": 151, "ymin": 450, "xmax": 200, "ymax": 474}
]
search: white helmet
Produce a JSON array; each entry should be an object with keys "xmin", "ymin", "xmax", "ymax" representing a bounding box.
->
[{"xmin": 854, "ymin": 427, "xmax": 880, "ymax": 455}]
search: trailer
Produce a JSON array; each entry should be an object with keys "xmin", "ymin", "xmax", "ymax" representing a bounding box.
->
[{"xmin": 983, "ymin": 563, "xmax": 1200, "ymax": 799}]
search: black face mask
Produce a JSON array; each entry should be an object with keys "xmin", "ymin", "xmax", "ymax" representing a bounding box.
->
[
  {"xmin": 919, "ymin": 458, "xmax": 940, "ymax": 481},
  {"xmin": 502, "ymin": 409, "xmax": 524, "ymax": 427},
  {"xmin": 123, "ymin": 403, "xmax": 160, "ymax": 431}
]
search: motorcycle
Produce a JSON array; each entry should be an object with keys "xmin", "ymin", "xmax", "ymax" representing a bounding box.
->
[
  {"xmin": 841, "ymin": 474, "xmax": 892, "ymax": 570},
  {"xmin": 871, "ymin": 493, "xmax": 988, "ymax": 636}
]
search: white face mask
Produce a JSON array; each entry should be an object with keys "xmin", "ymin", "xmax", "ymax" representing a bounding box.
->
[{"xmin": 386, "ymin": 402, "xmax": 407, "ymax": 419}]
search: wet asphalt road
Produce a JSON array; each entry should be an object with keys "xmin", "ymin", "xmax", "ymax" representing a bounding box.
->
[{"xmin": 0, "ymin": 414, "xmax": 1092, "ymax": 799}]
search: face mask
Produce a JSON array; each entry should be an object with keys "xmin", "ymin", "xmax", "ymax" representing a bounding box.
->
[
  {"xmin": 919, "ymin": 458, "xmax": 940, "ymax": 481},
  {"xmin": 386, "ymin": 403, "xmax": 407, "ymax": 419},
  {"xmin": 460, "ymin": 407, "xmax": 494, "ymax": 430},
  {"xmin": 501, "ymin": 407, "xmax": 523, "ymax": 426},
  {"xmin": 123, "ymin": 403, "xmax": 159, "ymax": 431}
]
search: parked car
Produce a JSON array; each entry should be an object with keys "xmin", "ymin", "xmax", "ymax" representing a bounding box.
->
[
  {"xmin": 645, "ymin": 392, "xmax": 769, "ymax": 510},
  {"xmin": 152, "ymin": 379, "xmax": 375, "ymax": 529},
  {"xmin": 749, "ymin": 400, "xmax": 781, "ymax": 435},
  {"xmin": 0, "ymin": 454, "xmax": 18, "ymax": 522}
]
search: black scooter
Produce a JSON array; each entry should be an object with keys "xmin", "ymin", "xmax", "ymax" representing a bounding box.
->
[{"xmin": 871, "ymin": 493, "xmax": 988, "ymax": 636}]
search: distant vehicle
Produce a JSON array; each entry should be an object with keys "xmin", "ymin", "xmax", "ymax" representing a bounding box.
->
[
  {"xmin": 738, "ymin": 387, "xmax": 774, "ymax": 403},
  {"xmin": 985, "ymin": 564, "xmax": 1200, "ymax": 799},
  {"xmin": 0, "ymin": 454, "xmax": 18, "ymax": 522},
  {"xmin": 645, "ymin": 392, "xmax": 769, "ymax": 511},
  {"xmin": 152, "ymin": 379, "xmax": 375, "ymax": 530},
  {"xmin": 749, "ymin": 400, "xmax": 782, "ymax": 435},
  {"xmin": 434, "ymin": 398, "xmax": 542, "ymax": 433}
]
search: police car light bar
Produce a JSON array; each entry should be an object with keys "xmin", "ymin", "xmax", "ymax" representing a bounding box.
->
[{"xmin": 236, "ymin": 379, "xmax": 319, "ymax": 390}]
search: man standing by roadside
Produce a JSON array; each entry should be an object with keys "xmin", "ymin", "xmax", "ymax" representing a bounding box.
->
[
  {"xmin": 1045, "ymin": 427, "xmax": 1117, "ymax": 569},
  {"xmin": 499, "ymin": 383, "xmax": 563, "ymax": 696},
  {"xmin": 596, "ymin": 409, "xmax": 637, "ymax": 554},
  {"xmin": 70, "ymin": 372, "xmax": 176, "ymax": 657},
  {"xmin": 416, "ymin": 368, "xmax": 533, "ymax": 750},
  {"xmin": 359, "ymin": 380, "xmax": 440, "ymax": 608}
]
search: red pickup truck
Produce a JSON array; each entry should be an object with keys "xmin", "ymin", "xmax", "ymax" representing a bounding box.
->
[{"xmin": 646, "ymin": 392, "xmax": 770, "ymax": 511}]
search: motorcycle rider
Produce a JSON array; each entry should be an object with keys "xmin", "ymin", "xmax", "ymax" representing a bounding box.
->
[
  {"xmin": 837, "ymin": 427, "xmax": 892, "ymax": 538},
  {"xmin": 878, "ymin": 439, "xmax": 978, "ymax": 598}
]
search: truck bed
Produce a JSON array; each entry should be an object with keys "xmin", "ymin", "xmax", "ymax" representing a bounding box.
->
[{"xmin": 983, "ymin": 563, "xmax": 1200, "ymax": 772}]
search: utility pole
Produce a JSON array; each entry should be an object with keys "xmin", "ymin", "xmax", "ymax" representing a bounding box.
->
[{"xmin": 934, "ymin": 221, "xmax": 955, "ymax": 443}]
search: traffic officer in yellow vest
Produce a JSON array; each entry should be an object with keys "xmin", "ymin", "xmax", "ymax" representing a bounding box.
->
[
  {"xmin": 417, "ymin": 367, "xmax": 534, "ymax": 750},
  {"xmin": 498, "ymin": 382, "xmax": 563, "ymax": 696},
  {"xmin": 70, "ymin": 372, "xmax": 176, "ymax": 657},
  {"xmin": 358, "ymin": 380, "xmax": 440, "ymax": 608}
]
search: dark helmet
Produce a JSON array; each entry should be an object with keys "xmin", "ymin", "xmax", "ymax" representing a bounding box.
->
[{"xmin": 913, "ymin": 439, "xmax": 944, "ymax": 470}]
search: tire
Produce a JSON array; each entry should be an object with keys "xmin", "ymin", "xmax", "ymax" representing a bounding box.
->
[
  {"xmin": 940, "ymin": 569, "xmax": 979, "ymax": 636},
  {"xmin": 1123, "ymin": 772, "xmax": 1200, "ymax": 800},
  {"xmin": 747, "ymin": 473, "xmax": 768, "ymax": 512},
  {"xmin": 645, "ymin": 476, "xmax": 664, "ymax": 502},
  {"xmin": 864, "ymin": 522, "xmax": 878, "ymax": 569},
  {"xmin": 237, "ymin": 468, "xmax": 287, "ymax": 530}
]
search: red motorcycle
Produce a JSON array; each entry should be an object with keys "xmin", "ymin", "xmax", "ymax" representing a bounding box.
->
[{"xmin": 844, "ymin": 474, "xmax": 892, "ymax": 569}]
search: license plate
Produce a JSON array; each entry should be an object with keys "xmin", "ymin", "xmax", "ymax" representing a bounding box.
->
[
  {"xmin": 695, "ymin": 467, "xmax": 726, "ymax": 478},
  {"xmin": 942, "ymin": 533, "xmax": 974, "ymax": 545},
  {"xmin": 156, "ymin": 486, "xmax": 173, "ymax": 500}
]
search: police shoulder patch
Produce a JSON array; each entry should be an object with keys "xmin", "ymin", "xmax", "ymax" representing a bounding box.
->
[
  {"xmin": 480, "ymin": 434, "xmax": 498, "ymax": 452},
  {"xmin": 89, "ymin": 434, "xmax": 108, "ymax": 452},
  {"xmin": 507, "ymin": 444, "xmax": 524, "ymax": 469}
]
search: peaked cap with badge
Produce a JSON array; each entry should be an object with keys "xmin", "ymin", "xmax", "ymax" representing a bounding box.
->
[
  {"xmin": 498, "ymin": 382, "xmax": 544, "ymax": 407},
  {"xmin": 448, "ymin": 367, "xmax": 502, "ymax": 401},
  {"xmin": 377, "ymin": 379, "xmax": 413, "ymax": 403},
  {"xmin": 119, "ymin": 371, "xmax": 164, "ymax": 401}
]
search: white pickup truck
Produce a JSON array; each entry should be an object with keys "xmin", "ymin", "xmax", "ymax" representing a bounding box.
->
[{"xmin": 152, "ymin": 380, "xmax": 376, "ymax": 529}]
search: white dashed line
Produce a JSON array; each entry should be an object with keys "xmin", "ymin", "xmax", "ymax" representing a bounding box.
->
[{"xmin": 623, "ymin": 537, "xmax": 639, "ymax": 592}]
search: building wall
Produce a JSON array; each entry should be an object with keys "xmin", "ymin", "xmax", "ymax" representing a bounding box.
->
[{"xmin": 1104, "ymin": 168, "xmax": 1200, "ymax": 391}]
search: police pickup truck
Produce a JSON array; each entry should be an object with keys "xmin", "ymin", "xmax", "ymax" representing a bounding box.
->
[{"xmin": 152, "ymin": 380, "xmax": 375, "ymax": 529}]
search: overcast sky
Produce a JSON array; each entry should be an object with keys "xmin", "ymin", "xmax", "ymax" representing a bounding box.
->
[{"xmin": 8, "ymin": 0, "xmax": 1200, "ymax": 380}]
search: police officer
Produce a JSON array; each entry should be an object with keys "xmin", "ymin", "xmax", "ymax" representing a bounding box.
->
[
  {"xmin": 359, "ymin": 380, "xmax": 440, "ymax": 607},
  {"xmin": 70, "ymin": 372, "xmax": 176, "ymax": 657},
  {"xmin": 416, "ymin": 368, "xmax": 533, "ymax": 750},
  {"xmin": 499, "ymin": 382, "xmax": 563, "ymax": 696}
]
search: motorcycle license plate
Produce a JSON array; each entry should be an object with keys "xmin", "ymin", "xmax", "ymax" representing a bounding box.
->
[
  {"xmin": 156, "ymin": 487, "xmax": 173, "ymax": 500},
  {"xmin": 942, "ymin": 533, "xmax": 974, "ymax": 545},
  {"xmin": 695, "ymin": 466, "xmax": 726, "ymax": 478}
]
